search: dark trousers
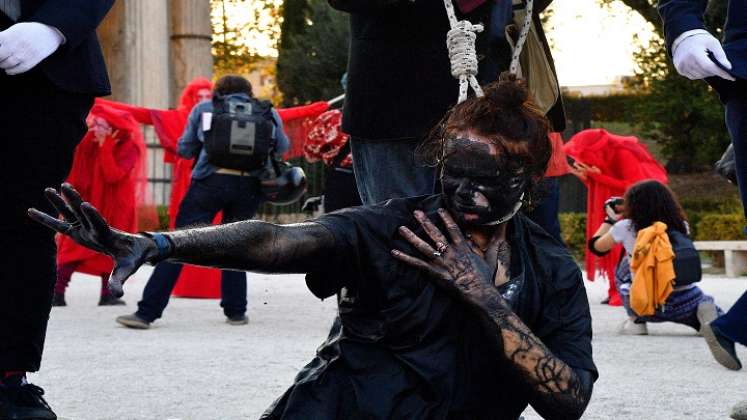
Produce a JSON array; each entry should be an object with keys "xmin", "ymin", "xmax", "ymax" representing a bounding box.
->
[
  {"xmin": 324, "ymin": 167, "xmax": 361, "ymax": 213},
  {"xmin": 712, "ymin": 291, "xmax": 747, "ymax": 345},
  {"xmin": 0, "ymin": 70, "xmax": 93, "ymax": 372},
  {"xmin": 725, "ymin": 89, "xmax": 747, "ymax": 224},
  {"xmin": 136, "ymin": 174, "xmax": 262, "ymax": 322},
  {"xmin": 526, "ymin": 177, "xmax": 562, "ymax": 243}
]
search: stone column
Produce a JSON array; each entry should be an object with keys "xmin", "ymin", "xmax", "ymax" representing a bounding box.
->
[
  {"xmin": 97, "ymin": 0, "xmax": 171, "ymax": 108},
  {"xmin": 170, "ymin": 0, "xmax": 214, "ymax": 106}
]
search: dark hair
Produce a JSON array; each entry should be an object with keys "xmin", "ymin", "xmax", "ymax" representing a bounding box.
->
[
  {"xmin": 214, "ymin": 74, "xmax": 253, "ymax": 97},
  {"xmin": 418, "ymin": 72, "xmax": 552, "ymax": 207},
  {"xmin": 623, "ymin": 180, "xmax": 688, "ymax": 235}
]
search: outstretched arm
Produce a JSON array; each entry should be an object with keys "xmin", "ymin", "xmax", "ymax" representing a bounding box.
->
[
  {"xmin": 29, "ymin": 184, "xmax": 335, "ymax": 297},
  {"xmin": 392, "ymin": 209, "xmax": 593, "ymax": 419}
]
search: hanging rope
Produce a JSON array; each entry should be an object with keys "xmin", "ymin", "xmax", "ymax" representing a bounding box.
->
[
  {"xmin": 509, "ymin": 0, "xmax": 534, "ymax": 76},
  {"xmin": 442, "ymin": 0, "xmax": 534, "ymax": 102},
  {"xmin": 443, "ymin": 0, "xmax": 484, "ymax": 103}
]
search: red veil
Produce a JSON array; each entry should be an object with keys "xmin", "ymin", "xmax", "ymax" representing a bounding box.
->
[
  {"xmin": 563, "ymin": 129, "xmax": 667, "ymax": 298},
  {"xmin": 57, "ymin": 103, "xmax": 153, "ymax": 275}
]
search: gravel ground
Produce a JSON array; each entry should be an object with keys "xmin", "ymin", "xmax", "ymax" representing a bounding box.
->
[{"xmin": 33, "ymin": 268, "xmax": 746, "ymax": 420}]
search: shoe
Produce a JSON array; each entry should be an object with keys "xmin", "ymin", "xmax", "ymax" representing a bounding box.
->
[
  {"xmin": 600, "ymin": 298, "xmax": 610, "ymax": 305},
  {"xmin": 702, "ymin": 322, "xmax": 742, "ymax": 370},
  {"xmin": 617, "ymin": 319, "xmax": 648, "ymax": 335},
  {"xmin": 0, "ymin": 381, "xmax": 57, "ymax": 420},
  {"xmin": 696, "ymin": 301, "xmax": 719, "ymax": 334},
  {"xmin": 51, "ymin": 293, "xmax": 66, "ymax": 307},
  {"xmin": 226, "ymin": 315, "xmax": 249, "ymax": 325},
  {"xmin": 731, "ymin": 400, "xmax": 747, "ymax": 420},
  {"xmin": 115, "ymin": 313, "xmax": 151, "ymax": 329},
  {"xmin": 98, "ymin": 295, "xmax": 126, "ymax": 306}
]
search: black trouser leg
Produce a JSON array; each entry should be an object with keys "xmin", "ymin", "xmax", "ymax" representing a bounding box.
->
[{"xmin": 0, "ymin": 71, "xmax": 93, "ymax": 372}]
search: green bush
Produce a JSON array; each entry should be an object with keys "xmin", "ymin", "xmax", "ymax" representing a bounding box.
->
[
  {"xmin": 559, "ymin": 212, "xmax": 586, "ymax": 262},
  {"xmin": 157, "ymin": 205, "xmax": 170, "ymax": 231},
  {"xmin": 695, "ymin": 213, "xmax": 746, "ymax": 241}
]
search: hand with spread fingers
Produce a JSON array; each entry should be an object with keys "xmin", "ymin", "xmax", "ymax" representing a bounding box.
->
[
  {"xmin": 27, "ymin": 183, "xmax": 159, "ymax": 298},
  {"xmin": 392, "ymin": 208, "xmax": 497, "ymax": 309}
]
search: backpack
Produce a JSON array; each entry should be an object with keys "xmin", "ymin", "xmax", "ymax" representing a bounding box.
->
[
  {"xmin": 668, "ymin": 229, "xmax": 701, "ymax": 286},
  {"xmin": 203, "ymin": 95, "xmax": 276, "ymax": 171}
]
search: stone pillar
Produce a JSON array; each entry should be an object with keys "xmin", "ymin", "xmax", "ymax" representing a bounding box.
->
[
  {"xmin": 170, "ymin": 0, "xmax": 214, "ymax": 106},
  {"xmin": 97, "ymin": 0, "xmax": 171, "ymax": 108}
]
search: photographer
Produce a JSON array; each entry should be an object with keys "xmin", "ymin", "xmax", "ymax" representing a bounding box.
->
[
  {"xmin": 588, "ymin": 180, "xmax": 724, "ymax": 336},
  {"xmin": 115, "ymin": 75, "xmax": 290, "ymax": 329}
]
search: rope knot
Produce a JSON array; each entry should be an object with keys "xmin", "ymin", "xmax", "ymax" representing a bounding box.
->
[{"xmin": 446, "ymin": 20, "xmax": 483, "ymax": 79}]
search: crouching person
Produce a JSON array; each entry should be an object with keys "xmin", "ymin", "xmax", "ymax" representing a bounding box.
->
[{"xmin": 30, "ymin": 74, "xmax": 596, "ymax": 420}]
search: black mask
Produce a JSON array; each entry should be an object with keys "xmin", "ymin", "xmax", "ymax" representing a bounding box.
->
[{"xmin": 440, "ymin": 138, "xmax": 527, "ymax": 226}]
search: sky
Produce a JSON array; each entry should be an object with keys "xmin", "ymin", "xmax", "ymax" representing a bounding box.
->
[
  {"xmin": 546, "ymin": 0, "xmax": 656, "ymax": 86},
  {"xmin": 215, "ymin": 0, "xmax": 657, "ymax": 88}
]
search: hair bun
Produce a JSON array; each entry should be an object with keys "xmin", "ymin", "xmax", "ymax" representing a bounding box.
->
[{"xmin": 484, "ymin": 72, "xmax": 528, "ymax": 110}]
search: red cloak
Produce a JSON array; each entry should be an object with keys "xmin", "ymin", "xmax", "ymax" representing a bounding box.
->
[
  {"xmin": 57, "ymin": 104, "xmax": 150, "ymax": 275},
  {"xmin": 563, "ymin": 129, "xmax": 667, "ymax": 294}
]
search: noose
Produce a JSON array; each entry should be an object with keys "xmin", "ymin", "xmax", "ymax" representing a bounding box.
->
[{"xmin": 443, "ymin": 0, "xmax": 534, "ymax": 103}]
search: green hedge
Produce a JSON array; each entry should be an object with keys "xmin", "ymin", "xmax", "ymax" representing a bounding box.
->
[
  {"xmin": 694, "ymin": 213, "xmax": 746, "ymax": 241},
  {"xmin": 559, "ymin": 213, "xmax": 586, "ymax": 262}
]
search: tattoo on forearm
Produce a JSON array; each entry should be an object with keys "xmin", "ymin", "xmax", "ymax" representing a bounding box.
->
[{"xmin": 482, "ymin": 300, "xmax": 590, "ymax": 419}]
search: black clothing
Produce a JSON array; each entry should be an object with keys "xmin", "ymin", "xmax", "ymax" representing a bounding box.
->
[
  {"xmin": 1, "ymin": 0, "xmax": 114, "ymax": 96},
  {"xmin": 323, "ymin": 167, "xmax": 361, "ymax": 213},
  {"xmin": 0, "ymin": 1, "xmax": 111, "ymax": 372},
  {"xmin": 334, "ymin": 0, "xmax": 565, "ymax": 141},
  {"xmin": 0, "ymin": 70, "xmax": 94, "ymax": 371},
  {"xmin": 262, "ymin": 195, "xmax": 597, "ymax": 419}
]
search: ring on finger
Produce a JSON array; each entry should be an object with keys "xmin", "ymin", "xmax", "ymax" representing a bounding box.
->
[
  {"xmin": 432, "ymin": 251, "xmax": 442, "ymax": 258},
  {"xmin": 436, "ymin": 242, "xmax": 449, "ymax": 253}
]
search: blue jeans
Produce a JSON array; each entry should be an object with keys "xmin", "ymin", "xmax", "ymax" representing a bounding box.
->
[
  {"xmin": 712, "ymin": 291, "xmax": 747, "ymax": 346},
  {"xmin": 526, "ymin": 177, "xmax": 562, "ymax": 243},
  {"xmin": 725, "ymin": 92, "xmax": 747, "ymax": 225},
  {"xmin": 350, "ymin": 137, "xmax": 436, "ymax": 205},
  {"xmin": 136, "ymin": 174, "xmax": 262, "ymax": 322}
]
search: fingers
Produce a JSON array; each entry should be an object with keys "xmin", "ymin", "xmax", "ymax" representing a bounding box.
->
[
  {"xmin": 27, "ymin": 208, "xmax": 72, "ymax": 233},
  {"xmin": 391, "ymin": 249, "xmax": 448, "ymax": 279},
  {"xmin": 44, "ymin": 188, "xmax": 79, "ymax": 225},
  {"xmin": 80, "ymin": 202, "xmax": 110, "ymax": 235},
  {"xmin": 413, "ymin": 210, "xmax": 448, "ymax": 247},
  {"xmin": 398, "ymin": 226, "xmax": 438, "ymax": 259},
  {"xmin": 109, "ymin": 263, "xmax": 136, "ymax": 298},
  {"xmin": 437, "ymin": 208, "xmax": 465, "ymax": 245},
  {"xmin": 60, "ymin": 183, "xmax": 91, "ymax": 230}
]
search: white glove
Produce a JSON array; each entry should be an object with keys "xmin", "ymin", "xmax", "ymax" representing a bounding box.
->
[
  {"xmin": 0, "ymin": 22, "xmax": 65, "ymax": 75},
  {"xmin": 672, "ymin": 31, "xmax": 736, "ymax": 81}
]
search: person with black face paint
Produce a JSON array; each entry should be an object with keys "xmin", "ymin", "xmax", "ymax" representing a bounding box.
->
[{"xmin": 29, "ymin": 74, "xmax": 595, "ymax": 420}]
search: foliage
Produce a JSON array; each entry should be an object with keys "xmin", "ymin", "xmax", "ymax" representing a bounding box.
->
[
  {"xmin": 276, "ymin": 0, "xmax": 350, "ymax": 106},
  {"xmin": 211, "ymin": 0, "xmax": 282, "ymax": 75},
  {"xmin": 695, "ymin": 213, "xmax": 747, "ymax": 241},
  {"xmin": 559, "ymin": 213, "xmax": 587, "ymax": 262},
  {"xmin": 563, "ymin": 93, "xmax": 644, "ymax": 123}
]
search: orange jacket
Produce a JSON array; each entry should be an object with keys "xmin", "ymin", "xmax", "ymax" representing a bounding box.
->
[{"xmin": 630, "ymin": 222, "xmax": 676, "ymax": 316}]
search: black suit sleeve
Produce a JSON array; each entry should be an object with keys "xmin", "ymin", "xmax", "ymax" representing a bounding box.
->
[
  {"xmin": 657, "ymin": 0, "xmax": 707, "ymax": 51},
  {"xmin": 29, "ymin": 0, "xmax": 115, "ymax": 49}
]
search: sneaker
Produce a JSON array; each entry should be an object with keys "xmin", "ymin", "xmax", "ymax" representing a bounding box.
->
[
  {"xmin": 98, "ymin": 295, "xmax": 126, "ymax": 306},
  {"xmin": 116, "ymin": 313, "xmax": 151, "ymax": 329},
  {"xmin": 617, "ymin": 319, "xmax": 648, "ymax": 335},
  {"xmin": 731, "ymin": 400, "xmax": 747, "ymax": 420},
  {"xmin": 696, "ymin": 301, "xmax": 719, "ymax": 334},
  {"xmin": 702, "ymin": 322, "xmax": 742, "ymax": 370},
  {"xmin": 51, "ymin": 293, "xmax": 66, "ymax": 307},
  {"xmin": 0, "ymin": 382, "xmax": 57, "ymax": 420},
  {"xmin": 226, "ymin": 315, "xmax": 249, "ymax": 326}
]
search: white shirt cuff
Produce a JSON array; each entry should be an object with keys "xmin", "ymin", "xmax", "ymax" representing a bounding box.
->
[{"xmin": 672, "ymin": 29, "xmax": 709, "ymax": 56}]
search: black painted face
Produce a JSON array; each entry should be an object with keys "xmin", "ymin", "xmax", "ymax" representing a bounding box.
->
[{"xmin": 441, "ymin": 137, "xmax": 528, "ymax": 226}]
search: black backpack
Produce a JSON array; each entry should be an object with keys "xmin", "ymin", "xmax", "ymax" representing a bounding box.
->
[
  {"xmin": 669, "ymin": 229, "xmax": 701, "ymax": 286},
  {"xmin": 203, "ymin": 95, "xmax": 276, "ymax": 171}
]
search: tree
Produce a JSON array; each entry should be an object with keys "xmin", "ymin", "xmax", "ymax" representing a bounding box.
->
[
  {"xmin": 276, "ymin": 0, "xmax": 350, "ymax": 106},
  {"xmin": 599, "ymin": 0, "xmax": 730, "ymax": 172}
]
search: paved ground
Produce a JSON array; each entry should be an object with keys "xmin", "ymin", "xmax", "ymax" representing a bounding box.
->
[{"xmin": 33, "ymin": 268, "xmax": 746, "ymax": 420}]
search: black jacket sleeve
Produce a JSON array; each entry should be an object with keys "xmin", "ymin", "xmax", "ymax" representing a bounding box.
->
[
  {"xmin": 29, "ymin": 0, "xmax": 115, "ymax": 49},
  {"xmin": 328, "ymin": 0, "xmax": 402, "ymax": 13},
  {"xmin": 657, "ymin": 0, "xmax": 707, "ymax": 52}
]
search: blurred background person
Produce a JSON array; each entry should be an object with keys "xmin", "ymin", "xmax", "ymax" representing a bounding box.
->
[{"xmin": 53, "ymin": 104, "xmax": 154, "ymax": 307}]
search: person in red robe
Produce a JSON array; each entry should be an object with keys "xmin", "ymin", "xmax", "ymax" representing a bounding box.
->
[
  {"xmin": 564, "ymin": 128, "xmax": 667, "ymax": 306},
  {"xmin": 54, "ymin": 104, "xmax": 151, "ymax": 306}
]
